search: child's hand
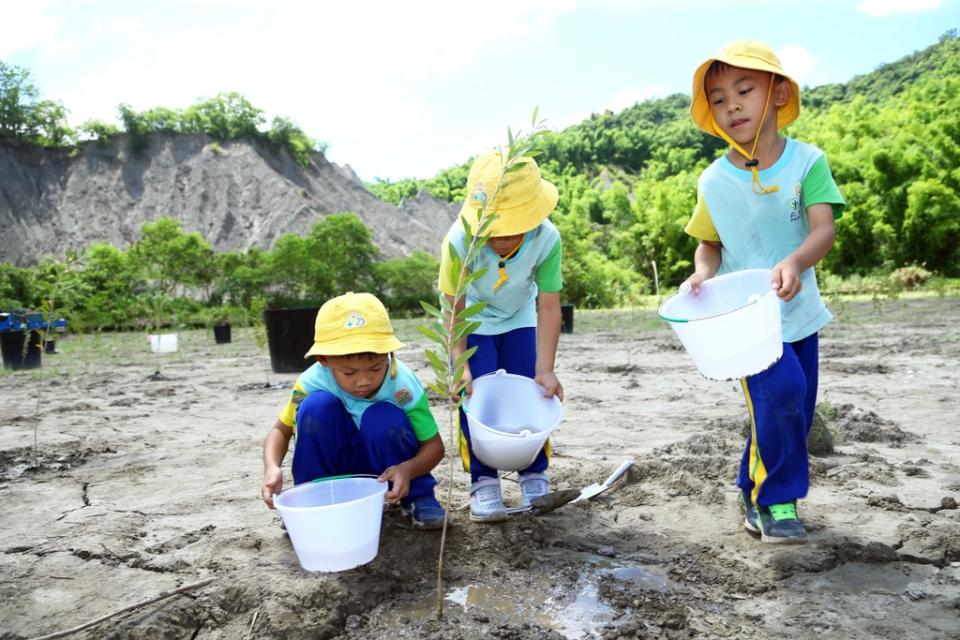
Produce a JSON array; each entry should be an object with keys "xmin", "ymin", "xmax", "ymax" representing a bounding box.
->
[
  {"xmin": 261, "ymin": 466, "xmax": 283, "ymax": 509},
  {"xmin": 379, "ymin": 463, "xmax": 412, "ymax": 503},
  {"xmin": 536, "ymin": 371, "xmax": 564, "ymax": 401},
  {"xmin": 681, "ymin": 273, "xmax": 708, "ymax": 295},
  {"xmin": 771, "ymin": 259, "xmax": 802, "ymax": 301}
]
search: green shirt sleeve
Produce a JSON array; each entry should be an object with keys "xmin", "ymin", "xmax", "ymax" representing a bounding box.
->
[
  {"xmin": 803, "ymin": 155, "xmax": 846, "ymax": 218},
  {"xmin": 405, "ymin": 392, "xmax": 439, "ymax": 442},
  {"xmin": 534, "ymin": 237, "xmax": 563, "ymax": 292}
]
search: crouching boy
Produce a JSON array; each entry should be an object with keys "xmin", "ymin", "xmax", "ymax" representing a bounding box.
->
[{"xmin": 260, "ymin": 292, "xmax": 447, "ymax": 529}]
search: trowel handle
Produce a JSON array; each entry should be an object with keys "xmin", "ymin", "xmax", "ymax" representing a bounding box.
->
[{"xmin": 601, "ymin": 459, "xmax": 634, "ymax": 489}]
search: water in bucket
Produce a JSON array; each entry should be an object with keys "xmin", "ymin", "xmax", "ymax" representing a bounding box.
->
[
  {"xmin": 273, "ymin": 476, "xmax": 387, "ymax": 572},
  {"xmin": 658, "ymin": 269, "xmax": 783, "ymax": 381},
  {"xmin": 465, "ymin": 370, "xmax": 562, "ymax": 470}
]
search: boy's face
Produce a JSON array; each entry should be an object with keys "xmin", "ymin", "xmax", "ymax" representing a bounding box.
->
[
  {"xmin": 705, "ymin": 66, "xmax": 789, "ymax": 146},
  {"xmin": 486, "ymin": 233, "xmax": 524, "ymax": 257},
  {"xmin": 318, "ymin": 353, "xmax": 390, "ymax": 399}
]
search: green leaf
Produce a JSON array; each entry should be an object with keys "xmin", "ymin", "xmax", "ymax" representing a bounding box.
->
[
  {"xmin": 531, "ymin": 106, "xmax": 539, "ymax": 127},
  {"xmin": 419, "ymin": 300, "xmax": 442, "ymax": 319},
  {"xmin": 463, "ymin": 268, "xmax": 489, "ymax": 286},
  {"xmin": 425, "ymin": 349, "xmax": 449, "ymax": 374},
  {"xmin": 453, "ymin": 345, "xmax": 477, "ymax": 368},
  {"xmin": 455, "ymin": 301, "xmax": 487, "ymax": 320},
  {"xmin": 505, "ymin": 162, "xmax": 526, "ymax": 174},
  {"xmin": 427, "ymin": 382, "xmax": 449, "ymax": 398},
  {"xmin": 417, "ymin": 325, "xmax": 446, "ymax": 345}
]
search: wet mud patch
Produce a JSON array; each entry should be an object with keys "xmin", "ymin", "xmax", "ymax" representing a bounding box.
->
[{"xmin": 0, "ymin": 444, "xmax": 116, "ymax": 481}]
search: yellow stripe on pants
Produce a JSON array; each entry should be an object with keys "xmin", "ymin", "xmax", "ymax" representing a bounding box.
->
[{"xmin": 741, "ymin": 378, "xmax": 768, "ymax": 506}]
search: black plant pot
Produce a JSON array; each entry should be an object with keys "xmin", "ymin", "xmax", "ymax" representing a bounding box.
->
[
  {"xmin": 561, "ymin": 304, "xmax": 575, "ymax": 334},
  {"xmin": 1, "ymin": 330, "xmax": 43, "ymax": 370},
  {"xmin": 213, "ymin": 323, "xmax": 232, "ymax": 344},
  {"xmin": 263, "ymin": 308, "xmax": 318, "ymax": 373}
]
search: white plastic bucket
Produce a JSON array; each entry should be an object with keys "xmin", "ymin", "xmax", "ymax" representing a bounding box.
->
[
  {"xmin": 465, "ymin": 370, "xmax": 562, "ymax": 471},
  {"xmin": 658, "ymin": 269, "xmax": 783, "ymax": 381},
  {"xmin": 148, "ymin": 333, "xmax": 178, "ymax": 353},
  {"xmin": 273, "ymin": 475, "xmax": 387, "ymax": 572}
]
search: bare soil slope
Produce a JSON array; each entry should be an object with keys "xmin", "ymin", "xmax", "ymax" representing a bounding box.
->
[{"xmin": 0, "ymin": 137, "xmax": 456, "ymax": 265}]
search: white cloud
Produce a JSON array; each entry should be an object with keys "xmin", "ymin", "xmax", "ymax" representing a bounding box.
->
[
  {"xmin": 777, "ymin": 45, "xmax": 816, "ymax": 84},
  {"xmin": 856, "ymin": 0, "xmax": 942, "ymax": 17},
  {"xmin": 0, "ymin": 0, "xmax": 62, "ymax": 58}
]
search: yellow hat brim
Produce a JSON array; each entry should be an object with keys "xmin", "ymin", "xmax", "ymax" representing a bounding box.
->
[
  {"xmin": 304, "ymin": 334, "xmax": 405, "ymax": 358},
  {"xmin": 690, "ymin": 50, "xmax": 801, "ymax": 138},
  {"xmin": 458, "ymin": 178, "xmax": 558, "ymax": 237}
]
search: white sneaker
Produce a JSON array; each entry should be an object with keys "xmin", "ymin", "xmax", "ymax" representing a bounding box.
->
[
  {"xmin": 519, "ymin": 472, "xmax": 550, "ymax": 508},
  {"xmin": 470, "ymin": 477, "xmax": 508, "ymax": 523}
]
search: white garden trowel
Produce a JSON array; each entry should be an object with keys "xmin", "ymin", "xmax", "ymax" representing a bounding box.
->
[{"xmin": 572, "ymin": 459, "xmax": 634, "ymax": 503}]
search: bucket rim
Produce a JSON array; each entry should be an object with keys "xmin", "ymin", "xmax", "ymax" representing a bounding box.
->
[
  {"xmin": 658, "ymin": 286, "xmax": 778, "ymax": 324},
  {"xmin": 273, "ymin": 474, "xmax": 386, "ymax": 511}
]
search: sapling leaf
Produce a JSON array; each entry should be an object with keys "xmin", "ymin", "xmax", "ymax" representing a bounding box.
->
[
  {"xmin": 453, "ymin": 346, "xmax": 477, "ymax": 368},
  {"xmin": 417, "ymin": 325, "xmax": 446, "ymax": 345},
  {"xmin": 425, "ymin": 349, "xmax": 448, "ymax": 374},
  {"xmin": 420, "ymin": 300, "xmax": 443, "ymax": 319},
  {"xmin": 455, "ymin": 301, "xmax": 487, "ymax": 320}
]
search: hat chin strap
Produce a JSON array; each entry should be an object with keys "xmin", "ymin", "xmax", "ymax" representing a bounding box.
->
[{"xmin": 715, "ymin": 73, "xmax": 780, "ymax": 196}]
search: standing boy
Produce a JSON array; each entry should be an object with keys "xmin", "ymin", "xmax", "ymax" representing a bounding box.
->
[
  {"xmin": 682, "ymin": 41, "xmax": 846, "ymax": 543},
  {"xmin": 439, "ymin": 150, "xmax": 564, "ymax": 523},
  {"xmin": 260, "ymin": 292, "xmax": 446, "ymax": 530}
]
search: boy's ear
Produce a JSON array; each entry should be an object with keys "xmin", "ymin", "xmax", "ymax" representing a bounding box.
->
[
  {"xmin": 774, "ymin": 79, "xmax": 791, "ymax": 108},
  {"xmin": 316, "ymin": 355, "xmax": 329, "ymax": 366}
]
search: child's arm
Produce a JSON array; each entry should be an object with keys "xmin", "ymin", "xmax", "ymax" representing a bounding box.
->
[
  {"xmin": 771, "ymin": 204, "xmax": 836, "ymax": 301},
  {"xmin": 261, "ymin": 419, "xmax": 294, "ymax": 509},
  {"xmin": 683, "ymin": 240, "xmax": 722, "ymax": 294},
  {"xmin": 535, "ymin": 290, "xmax": 563, "ymax": 400},
  {"xmin": 378, "ymin": 434, "xmax": 444, "ymax": 502}
]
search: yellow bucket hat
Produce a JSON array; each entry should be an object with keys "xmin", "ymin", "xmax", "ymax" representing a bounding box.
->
[
  {"xmin": 458, "ymin": 150, "xmax": 559, "ymax": 237},
  {"xmin": 690, "ymin": 40, "xmax": 801, "ymax": 137},
  {"xmin": 303, "ymin": 292, "xmax": 405, "ymax": 358}
]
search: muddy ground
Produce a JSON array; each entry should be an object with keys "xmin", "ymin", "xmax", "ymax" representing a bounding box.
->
[{"xmin": 1, "ymin": 296, "xmax": 959, "ymax": 639}]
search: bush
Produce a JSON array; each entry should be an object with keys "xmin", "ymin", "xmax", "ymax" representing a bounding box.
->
[{"xmin": 889, "ymin": 265, "xmax": 932, "ymax": 290}]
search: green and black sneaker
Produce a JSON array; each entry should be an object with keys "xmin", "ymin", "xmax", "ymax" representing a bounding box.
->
[
  {"xmin": 738, "ymin": 493, "xmax": 760, "ymax": 534},
  {"xmin": 757, "ymin": 502, "xmax": 807, "ymax": 544}
]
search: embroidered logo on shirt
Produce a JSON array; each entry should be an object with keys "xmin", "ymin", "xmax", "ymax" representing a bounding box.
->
[
  {"xmin": 789, "ymin": 182, "xmax": 802, "ymax": 222},
  {"xmin": 290, "ymin": 389, "xmax": 306, "ymax": 405},
  {"xmin": 344, "ymin": 312, "xmax": 365, "ymax": 329},
  {"xmin": 394, "ymin": 388, "xmax": 413, "ymax": 405}
]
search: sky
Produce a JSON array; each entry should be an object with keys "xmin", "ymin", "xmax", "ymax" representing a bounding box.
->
[{"xmin": 2, "ymin": 0, "xmax": 957, "ymax": 182}]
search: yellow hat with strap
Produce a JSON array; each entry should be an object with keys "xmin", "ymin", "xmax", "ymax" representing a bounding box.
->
[
  {"xmin": 304, "ymin": 292, "xmax": 405, "ymax": 358},
  {"xmin": 690, "ymin": 40, "xmax": 801, "ymax": 195},
  {"xmin": 459, "ymin": 150, "xmax": 559, "ymax": 237}
]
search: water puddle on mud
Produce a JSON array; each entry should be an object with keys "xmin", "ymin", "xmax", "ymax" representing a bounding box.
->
[{"xmin": 388, "ymin": 557, "xmax": 670, "ymax": 638}]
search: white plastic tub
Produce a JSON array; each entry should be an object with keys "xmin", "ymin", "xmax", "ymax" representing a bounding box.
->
[
  {"xmin": 465, "ymin": 370, "xmax": 562, "ymax": 471},
  {"xmin": 148, "ymin": 333, "xmax": 178, "ymax": 353},
  {"xmin": 658, "ymin": 269, "xmax": 783, "ymax": 380},
  {"xmin": 273, "ymin": 475, "xmax": 387, "ymax": 572}
]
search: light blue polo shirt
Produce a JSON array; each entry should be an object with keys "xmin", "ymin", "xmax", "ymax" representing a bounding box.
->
[
  {"xmin": 278, "ymin": 355, "xmax": 438, "ymax": 441},
  {"xmin": 439, "ymin": 219, "xmax": 563, "ymax": 335},
  {"xmin": 685, "ymin": 138, "xmax": 845, "ymax": 342}
]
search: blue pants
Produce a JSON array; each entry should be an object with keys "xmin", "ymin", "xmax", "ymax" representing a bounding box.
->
[
  {"xmin": 737, "ymin": 333, "xmax": 819, "ymax": 507},
  {"xmin": 458, "ymin": 327, "xmax": 549, "ymax": 482},
  {"xmin": 292, "ymin": 391, "xmax": 437, "ymax": 501}
]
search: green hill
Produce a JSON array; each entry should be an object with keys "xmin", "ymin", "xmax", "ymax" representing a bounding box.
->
[{"xmin": 371, "ymin": 32, "xmax": 960, "ymax": 306}]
